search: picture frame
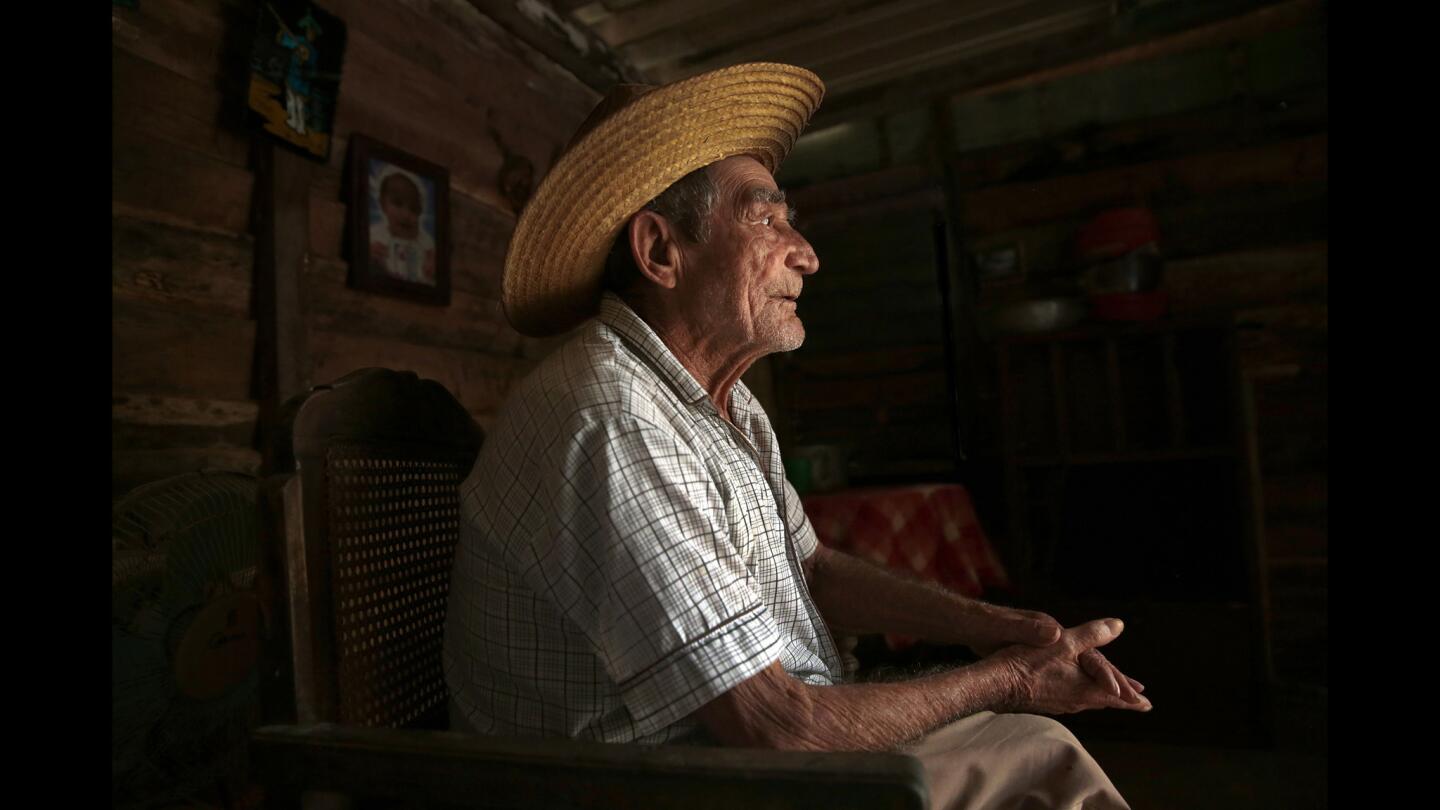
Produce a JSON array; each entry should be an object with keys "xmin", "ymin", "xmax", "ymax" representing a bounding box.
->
[
  {"xmin": 346, "ymin": 134, "xmax": 451, "ymax": 306},
  {"xmin": 246, "ymin": 0, "xmax": 347, "ymax": 161}
]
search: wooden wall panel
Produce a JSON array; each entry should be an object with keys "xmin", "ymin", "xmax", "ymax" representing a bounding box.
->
[
  {"xmin": 114, "ymin": 300, "xmax": 257, "ymax": 402},
  {"xmin": 1235, "ymin": 302, "xmax": 1327, "ymax": 372},
  {"xmin": 402, "ymin": 0, "xmax": 601, "ymax": 115},
  {"xmin": 112, "ymin": 394, "xmax": 262, "ymax": 498},
  {"xmin": 294, "ymin": 0, "xmax": 600, "ymax": 421},
  {"xmin": 112, "ymin": 216, "xmax": 254, "ymax": 317},
  {"xmin": 113, "ymin": 127, "xmax": 255, "ymax": 236},
  {"xmin": 288, "ymin": 0, "xmax": 604, "ymax": 435},
  {"xmin": 299, "ymin": 0, "xmax": 599, "ymax": 211},
  {"xmin": 112, "ymin": 48, "xmax": 250, "ymax": 169},
  {"xmin": 330, "ymin": 0, "xmax": 594, "ymax": 161},
  {"xmin": 111, "ymin": 0, "xmax": 249, "ymax": 87},
  {"xmin": 326, "ymin": 30, "xmax": 515, "ymax": 211},
  {"xmin": 306, "ymin": 258, "xmax": 523, "ymax": 356},
  {"xmin": 960, "ymin": 133, "xmax": 1327, "ymax": 236},
  {"xmin": 1165, "ymin": 243, "xmax": 1327, "ymax": 315},
  {"xmin": 446, "ymin": 195, "xmax": 514, "ymax": 298},
  {"xmin": 113, "ymin": 0, "xmax": 602, "ymax": 499},
  {"xmin": 112, "ymin": 0, "xmax": 261, "ymax": 499},
  {"xmin": 308, "ymin": 330, "xmax": 516, "ymax": 415},
  {"xmin": 309, "ymin": 195, "xmax": 346, "ymax": 260},
  {"xmin": 1259, "ymin": 472, "xmax": 1326, "ymax": 522}
]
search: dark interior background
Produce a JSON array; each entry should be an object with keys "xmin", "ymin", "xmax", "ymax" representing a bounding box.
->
[{"xmin": 113, "ymin": 0, "xmax": 1326, "ymax": 804}]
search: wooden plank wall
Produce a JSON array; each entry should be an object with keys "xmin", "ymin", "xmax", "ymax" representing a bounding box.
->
[{"xmin": 113, "ymin": 0, "xmax": 599, "ymax": 499}]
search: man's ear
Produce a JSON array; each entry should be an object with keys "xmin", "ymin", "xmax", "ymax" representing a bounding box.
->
[{"xmin": 629, "ymin": 210, "xmax": 683, "ymax": 289}]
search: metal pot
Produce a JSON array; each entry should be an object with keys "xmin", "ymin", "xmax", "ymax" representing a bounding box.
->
[
  {"xmin": 1083, "ymin": 244, "xmax": 1164, "ymax": 294},
  {"xmin": 984, "ymin": 297, "xmax": 1088, "ymax": 335}
]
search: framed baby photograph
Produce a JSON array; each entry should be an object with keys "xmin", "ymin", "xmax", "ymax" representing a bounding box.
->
[{"xmin": 347, "ymin": 134, "xmax": 451, "ymax": 305}]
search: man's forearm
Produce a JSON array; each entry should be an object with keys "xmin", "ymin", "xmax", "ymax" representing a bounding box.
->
[
  {"xmin": 698, "ymin": 658, "xmax": 1020, "ymax": 752},
  {"xmin": 697, "ymin": 620, "xmax": 1150, "ymax": 753},
  {"xmin": 806, "ymin": 544, "xmax": 998, "ymax": 646}
]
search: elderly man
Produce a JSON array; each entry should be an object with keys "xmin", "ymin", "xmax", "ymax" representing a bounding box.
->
[{"xmin": 444, "ymin": 63, "xmax": 1148, "ymax": 809}]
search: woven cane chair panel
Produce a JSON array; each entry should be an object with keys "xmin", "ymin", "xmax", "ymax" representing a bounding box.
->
[{"xmin": 327, "ymin": 445, "xmax": 470, "ymax": 728}]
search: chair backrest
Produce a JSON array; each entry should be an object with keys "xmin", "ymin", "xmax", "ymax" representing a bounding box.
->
[{"xmin": 262, "ymin": 368, "xmax": 483, "ymax": 730}]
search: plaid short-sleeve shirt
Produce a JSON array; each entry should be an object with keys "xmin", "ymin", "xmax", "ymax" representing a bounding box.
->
[{"xmin": 444, "ymin": 293, "xmax": 842, "ymax": 744}]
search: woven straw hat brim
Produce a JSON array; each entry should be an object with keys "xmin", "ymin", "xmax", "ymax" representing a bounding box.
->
[{"xmin": 503, "ymin": 63, "xmax": 825, "ymax": 337}]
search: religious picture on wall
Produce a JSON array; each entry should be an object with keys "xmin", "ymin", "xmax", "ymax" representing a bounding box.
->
[
  {"xmin": 347, "ymin": 134, "xmax": 451, "ymax": 306},
  {"xmin": 246, "ymin": 1, "xmax": 346, "ymax": 160}
]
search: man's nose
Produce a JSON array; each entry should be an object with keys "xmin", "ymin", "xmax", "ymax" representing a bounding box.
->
[{"xmin": 788, "ymin": 232, "xmax": 819, "ymax": 276}]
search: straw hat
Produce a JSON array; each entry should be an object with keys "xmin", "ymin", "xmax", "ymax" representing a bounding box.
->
[{"xmin": 502, "ymin": 63, "xmax": 825, "ymax": 337}]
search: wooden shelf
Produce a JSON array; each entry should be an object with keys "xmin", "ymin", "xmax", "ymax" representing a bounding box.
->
[
  {"xmin": 1268, "ymin": 556, "xmax": 1328, "ymax": 569},
  {"xmin": 994, "ymin": 317, "xmax": 1231, "ymax": 345},
  {"xmin": 1015, "ymin": 446, "xmax": 1235, "ymax": 467}
]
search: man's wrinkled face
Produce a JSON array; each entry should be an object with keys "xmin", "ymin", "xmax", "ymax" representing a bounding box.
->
[
  {"xmin": 379, "ymin": 174, "xmax": 423, "ymax": 239},
  {"xmin": 679, "ymin": 156, "xmax": 819, "ymax": 358}
]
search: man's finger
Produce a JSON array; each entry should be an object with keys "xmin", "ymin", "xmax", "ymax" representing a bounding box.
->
[
  {"xmin": 1105, "ymin": 662, "xmax": 1146, "ymax": 697},
  {"xmin": 1107, "ymin": 692, "xmax": 1153, "ymax": 712},
  {"xmin": 1111, "ymin": 664, "xmax": 1142, "ymax": 703},
  {"xmin": 983, "ymin": 606, "xmax": 1061, "ymax": 645},
  {"xmin": 1069, "ymin": 618, "xmax": 1123, "ymax": 650},
  {"xmin": 1088, "ymin": 651, "xmax": 1141, "ymax": 703},
  {"xmin": 1080, "ymin": 650, "xmax": 1119, "ymax": 696},
  {"xmin": 1019, "ymin": 608, "xmax": 1062, "ymax": 627},
  {"xmin": 1021, "ymin": 615, "xmax": 1062, "ymax": 645}
]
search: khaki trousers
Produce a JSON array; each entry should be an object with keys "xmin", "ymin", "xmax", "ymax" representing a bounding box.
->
[{"xmin": 904, "ymin": 712, "xmax": 1129, "ymax": 810}]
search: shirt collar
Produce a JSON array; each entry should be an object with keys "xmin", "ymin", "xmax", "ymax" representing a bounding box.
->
[{"xmin": 598, "ymin": 292, "xmax": 711, "ymax": 406}]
